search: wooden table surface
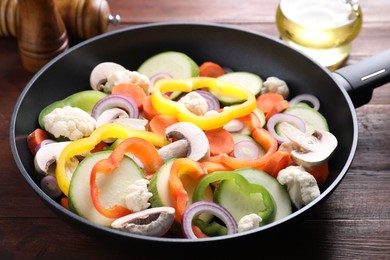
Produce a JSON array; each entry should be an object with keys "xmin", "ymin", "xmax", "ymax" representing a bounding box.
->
[{"xmin": 1, "ymin": 0, "xmax": 389, "ymax": 259}]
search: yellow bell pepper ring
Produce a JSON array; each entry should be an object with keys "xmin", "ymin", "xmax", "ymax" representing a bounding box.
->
[
  {"xmin": 56, "ymin": 123, "xmax": 169, "ymax": 196},
  {"xmin": 151, "ymin": 77, "xmax": 257, "ymax": 130}
]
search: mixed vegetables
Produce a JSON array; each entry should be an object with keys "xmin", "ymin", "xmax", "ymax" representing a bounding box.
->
[{"xmin": 28, "ymin": 51, "xmax": 337, "ymax": 238}]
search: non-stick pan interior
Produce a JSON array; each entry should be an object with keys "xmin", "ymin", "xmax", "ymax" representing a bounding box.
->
[{"xmin": 11, "ymin": 23, "xmax": 358, "ymax": 247}]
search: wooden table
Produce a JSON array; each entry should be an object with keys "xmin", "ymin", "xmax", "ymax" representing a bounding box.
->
[{"xmin": 1, "ymin": 0, "xmax": 389, "ymax": 258}]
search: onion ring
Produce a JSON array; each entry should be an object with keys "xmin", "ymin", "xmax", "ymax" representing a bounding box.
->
[
  {"xmin": 289, "ymin": 93, "xmax": 320, "ymax": 110},
  {"xmin": 182, "ymin": 201, "xmax": 238, "ymax": 239},
  {"xmin": 267, "ymin": 113, "xmax": 306, "ymax": 144}
]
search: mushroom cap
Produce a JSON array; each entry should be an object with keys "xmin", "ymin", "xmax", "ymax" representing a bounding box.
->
[{"xmin": 111, "ymin": 206, "xmax": 175, "ymax": 237}]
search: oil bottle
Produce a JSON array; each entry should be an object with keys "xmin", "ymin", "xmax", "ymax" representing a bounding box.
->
[{"xmin": 276, "ymin": 0, "xmax": 363, "ymax": 70}]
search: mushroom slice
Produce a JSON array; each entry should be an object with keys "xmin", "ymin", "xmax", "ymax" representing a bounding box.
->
[
  {"xmin": 90, "ymin": 62, "xmax": 126, "ymax": 91},
  {"xmin": 113, "ymin": 117, "xmax": 148, "ymax": 131},
  {"xmin": 165, "ymin": 122, "xmax": 210, "ymax": 161},
  {"xmin": 278, "ymin": 122, "xmax": 338, "ymax": 168},
  {"xmin": 111, "ymin": 207, "xmax": 175, "ymax": 237},
  {"xmin": 34, "ymin": 141, "xmax": 72, "ymax": 176},
  {"xmin": 158, "ymin": 139, "xmax": 189, "ymax": 162},
  {"xmin": 96, "ymin": 108, "xmax": 129, "ymax": 128}
]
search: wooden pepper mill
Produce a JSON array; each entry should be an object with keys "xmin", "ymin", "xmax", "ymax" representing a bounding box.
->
[
  {"xmin": 0, "ymin": 0, "xmax": 18, "ymax": 37},
  {"xmin": 0, "ymin": 0, "xmax": 120, "ymax": 40},
  {"xmin": 17, "ymin": 0, "xmax": 69, "ymax": 72},
  {"xmin": 55, "ymin": 0, "xmax": 120, "ymax": 41}
]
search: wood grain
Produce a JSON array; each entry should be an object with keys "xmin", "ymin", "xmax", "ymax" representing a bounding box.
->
[{"xmin": 1, "ymin": 0, "xmax": 389, "ymax": 258}]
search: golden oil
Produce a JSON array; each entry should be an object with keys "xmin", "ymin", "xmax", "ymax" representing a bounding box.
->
[{"xmin": 276, "ymin": 0, "xmax": 362, "ymax": 70}]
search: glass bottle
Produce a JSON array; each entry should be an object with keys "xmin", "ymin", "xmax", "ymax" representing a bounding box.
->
[{"xmin": 276, "ymin": 0, "xmax": 363, "ymax": 71}]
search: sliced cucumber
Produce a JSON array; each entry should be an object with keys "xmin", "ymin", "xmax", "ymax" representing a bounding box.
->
[
  {"xmin": 137, "ymin": 51, "xmax": 199, "ymax": 79},
  {"xmin": 232, "ymin": 133, "xmax": 266, "ymax": 157},
  {"xmin": 216, "ymin": 72, "xmax": 263, "ymax": 105},
  {"xmin": 149, "ymin": 159, "xmax": 175, "ymax": 207},
  {"xmin": 68, "ymin": 151, "xmax": 144, "ymax": 226},
  {"xmin": 149, "ymin": 159, "xmax": 213, "ymax": 208},
  {"xmin": 234, "ymin": 168, "xmax": 292, "ymax": 221},
  {"xmin": 149, "ymin": 159, "xmax": 214, "ymax": 228},
  {"xmin": 283, "ymin": 106, "xmax": 329, "ymax": 133}
]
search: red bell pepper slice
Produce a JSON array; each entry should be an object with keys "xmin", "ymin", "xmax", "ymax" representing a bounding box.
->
[{"xmin": 90, "ymin": 137, "xmax": 163, "ymax": 219}]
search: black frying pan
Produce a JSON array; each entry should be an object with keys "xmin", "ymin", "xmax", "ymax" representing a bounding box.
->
[{"xmin": 10, "ymin": 22, "xmax": 390, "ymax": 253}]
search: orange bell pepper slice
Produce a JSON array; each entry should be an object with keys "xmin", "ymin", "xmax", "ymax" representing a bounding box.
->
[{"xmin": 168, "ymin": 158, "xmax": 207, "ymax": 223}]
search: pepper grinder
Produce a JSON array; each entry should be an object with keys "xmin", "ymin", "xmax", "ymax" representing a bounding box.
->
[
  {"xmin": 55, "ymin": 0, "xmax": 120, "ymax": 41},
  {"xmin": 17, "ymin": 0, "xmax": 69, "ymax": 72},
  {"xmin": 0, "ymin": 0, "xmax": 120, "ymax": 40},
  {"xmin": 0, "ymin": 0, "xmax": 18, "ymax": 37}
]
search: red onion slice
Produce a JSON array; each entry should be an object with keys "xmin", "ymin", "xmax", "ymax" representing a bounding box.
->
[
  {"xmin": 267, "ymin": 113, "xmax": 306, "ymax": 144},
  {"xmin": 193, "ymin": 90, "xmax": 221, "ymax": 111},
  {"xmin": 289, "ymin": 94, "xmax": 320, "ymax": 110},
  {"xmin": 35, "ymin": 139, "xmax": 56, "ymax": 154},
  {"xmin": 232, "ymin": 140, "xmax": 260, "ymax": 160},
  {"xmin": 182, "ymin": 201, "xmax": 238, "ymax": 239},
  {"xmin": 91, "ymin": 94, "xmax": 139, "ymax": 120},
  {"xmin": 149, "ymin": 72, "xmax": 173, "ymax": 94},
  {"xmin": 40, "ymin": 175, "xmax": 62, "ymax": 198}
]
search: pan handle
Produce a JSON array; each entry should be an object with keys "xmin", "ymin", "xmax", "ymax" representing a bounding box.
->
[{"xmin": 333, "ymin": 49, "xmax": 390, "ymax": 108}]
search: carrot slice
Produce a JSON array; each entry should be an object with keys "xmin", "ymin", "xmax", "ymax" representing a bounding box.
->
[
  {"xmin": 148, "ymin": 114, "xmax": 179, "ymax": 136},
  {"xmin": 307, "ymin": 162, "xmax": 330, "ymax": 186},
  {"xmin": 60, "ymin": 196, "xmax": 70, "ymax": 210},
  {"xmin": 112, "ymin": 83, "xmax": 147, "ymax": 110},
  {"xmin": 199, "ymin": 61, "xmax": 225, "ymax": 77},
  {"xmin": 262, "ymin": 150, "xmax": 292, "ymax": 178},
  {"xmin": 142, "ymin": 96, "xmax": 161, "ymax": 120},
  {"xmin": 27, "ymin": 128, "xmax": 48, "ymax": 155},
  {"xmin": 205, "ymin": 128, "xmax": 235, "ymax": 156},
  {"xmin": 265, "ymin": 99, "xmax": 290, "ymax": 121},
  {"xmin": 256, "ymin": 92, "xmax": 285, "ymax": 115}
]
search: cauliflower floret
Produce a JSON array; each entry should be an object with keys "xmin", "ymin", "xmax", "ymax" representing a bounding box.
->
[
  {"xmin": 260, "ymin": 76, "xmax": 289, "ymax": 99},
  {"xmin": 125, "ymin": 179, "xmax": 153, "ymax": 212},
  {"xmin": 104, "ymin": 70, "xmax": 150, "ymax": 94},
  {"xmin": 44, "ymin": 106, "xmax": 96, "ymax": 141},
  {"xmin": 277, "ymin": 165, "xmax": 320, "ymax": 209},
  {"xmin": 238, "ymin": 213, "xmax": 262, "ymax": 233},
  {"xmin": 178, "ymin": 91, "xmax": 208, "ymax": 115}
]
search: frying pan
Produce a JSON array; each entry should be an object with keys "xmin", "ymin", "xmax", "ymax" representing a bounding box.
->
[{"xmin": 10, "ymin": 22, "xmax": 390, "ymax": 253}]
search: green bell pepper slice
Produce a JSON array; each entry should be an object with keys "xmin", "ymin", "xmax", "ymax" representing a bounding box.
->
[{"xmin": 193, "ymin": 170, "xmax": 275, "ymax": 224}]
